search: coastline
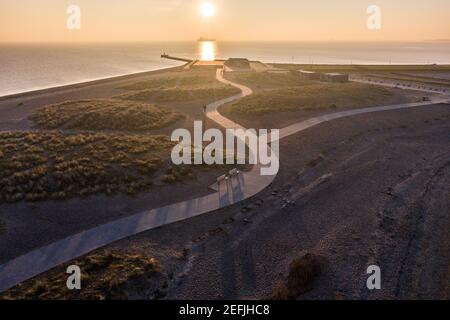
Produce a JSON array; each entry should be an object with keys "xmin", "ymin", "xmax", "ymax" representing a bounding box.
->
[
  {"xmin": 0, "ymin": 64, "xmax": 186, "ymax": 102},
  {"xmin": 2, "ymin": 61, "xmax": 450, "ymax": 102}
]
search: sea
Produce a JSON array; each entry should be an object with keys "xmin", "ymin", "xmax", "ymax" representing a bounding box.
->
[{"xmin": 1, "ymin": 41, "xmax": 450, "ymax": 97}]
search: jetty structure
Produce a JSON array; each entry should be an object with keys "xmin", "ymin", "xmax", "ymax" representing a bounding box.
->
[{"xmin": 160, "ymin": 53, "xmax": 193, "ymax": 63}]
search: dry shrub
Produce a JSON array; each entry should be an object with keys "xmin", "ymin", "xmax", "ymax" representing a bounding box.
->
[
  {"xmin": 272, "ymin": 252, "xmax": 322, "ymax": 300},
  {"xmin": 0, "ymin": 250, "xmax": 161, "ymax": 300},
  {"xmin": 163, "ymin": 165, "xmax": 193, "ymax": 183}
]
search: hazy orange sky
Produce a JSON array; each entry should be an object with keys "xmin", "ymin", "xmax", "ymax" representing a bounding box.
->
[{"xmin": 1, "ymin": 0, "xmax": 449, "ymax": 43}]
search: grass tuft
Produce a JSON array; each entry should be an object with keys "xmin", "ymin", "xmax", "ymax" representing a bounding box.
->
[
  {"xmin": 272, "ymin": 252, "xmax": 321, "ymax": 300},
  {"xmin": 118, "ymin": 73, "xmax": 219, "ymax": 90},
  {"xmin": 0, "ymin": 249, "xmax": 161, "ymax": 300},
  {"xmin": 118, "ymin": 86, "xmax": 240, "ymax": 104},
  {"xmin": 230, "ymin": 83, "xmax": 392, "ymax": 115},
  {"xmin": 0, "ymin": 131, "xmax": 175, "ymax": 203},
  {"xmin": 30, "ymin": 99, "xmax": 183, "ymax": 131}
]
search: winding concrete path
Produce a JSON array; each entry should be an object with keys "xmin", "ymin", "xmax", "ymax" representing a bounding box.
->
[{"xmin": 0, "ymin": 69, "xmax": 448, "ymax": 293}]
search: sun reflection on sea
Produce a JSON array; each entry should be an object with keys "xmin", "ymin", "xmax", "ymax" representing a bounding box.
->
[{"xmin": 198, "ymin": 40, "xmax": 216, "ymax": 61}]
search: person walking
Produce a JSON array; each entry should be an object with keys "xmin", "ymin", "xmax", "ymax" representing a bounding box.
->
[{"xmin": 203, "ymin": 105, "xmax": 207, "ymax": 114}]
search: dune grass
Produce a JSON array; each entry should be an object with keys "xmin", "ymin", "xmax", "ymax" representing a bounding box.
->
[
  {"xmin": 272, "ymin": 253, "xmax": 321, "ymax": 300},
  {"xmin": 0, "ymin": 131, "xmax": 244, "ymax": 203},
  {"xmin": 0, "ymin": 249, "xmax": 162, "ymax": 300},
  {"xmin": 118, "ymin": 72, "xmax": 219, "ymax": 90},
  {"xmin": 230, "ymin": 82, "xmax": 392, "ymax": 115},
  {"xmin": 118, "ymin": 70, "xmax": 241, "ymax": 104},
  {"xmin": 162, "ymin": 165, "xmax": 196, "ymax": 183},
  {"xmin": 226, "ymin": 71, "xmax": 310, "ymax": 89},
  {"xmin": 118, "ymin": 86, "xmax": 240, "ymax": 104},
  {"xmin": 30, "ymin": 99, "xmax": 183, "ymax": 131},
  {"xmin": 0, "ymin": 131, "xmax": 176, "ymax": 203}
]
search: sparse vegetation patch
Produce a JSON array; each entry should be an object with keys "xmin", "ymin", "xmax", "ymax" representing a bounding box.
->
[
  {"xmin": 118, "ymin": 70, "xmax": 241, "ymax": 104},
  {"xmin": 230, "ymin": 83, "xmax": 392, "ymax": 115},
  {"xmin": 227, "ymin": 72, "xmax": 310, "ymax": 89},
  {"xmin": 0, "ymin": 250, "xmax": 162, "ymax": 300},
  {"xmin": 118, "ymin": 73, "xmax": 219, "ymax": 90},
  {"xmin": 0, "ymin": 131, "xmax": 175, "ymax": 203},
  {"xmin": 119, "ymin": 86, "xmax": 240, "ymax": 104},
  {"xmin": 30, "ymin": 99, "xmax": 183, "ymax": 131}
]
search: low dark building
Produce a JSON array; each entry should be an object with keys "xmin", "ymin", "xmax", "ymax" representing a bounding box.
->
[
  {"xmin": 320, "ymin": 73, "xmax": 349, "ymax": 83},
  {"xmin": 299, "ymin": 70, "xmax": 320, "ymax": 80},
  {"xmin": 225, "ymin": 58, "xmax": 251, "ymax": 71}
]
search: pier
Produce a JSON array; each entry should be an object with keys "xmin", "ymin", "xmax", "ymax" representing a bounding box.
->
[{"xmin": 161, "ymin": 54, "xmax": 193, "ymax": 63}]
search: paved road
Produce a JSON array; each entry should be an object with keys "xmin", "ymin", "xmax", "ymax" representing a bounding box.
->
[{"xmin": 0, "ymin": 69, "xmax": 447, "ymax": 293}]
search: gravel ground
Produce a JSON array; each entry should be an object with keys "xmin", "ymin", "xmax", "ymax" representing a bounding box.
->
[{"xmin": 118, "ymin": 103, "xmax": 449, "ymax": 300}]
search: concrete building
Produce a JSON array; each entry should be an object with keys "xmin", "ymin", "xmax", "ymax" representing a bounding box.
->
[
  {"xmin": 320, "ymin": 73, "xmax": 349, "ymax": 83},
  {"xmin": 191, "ymin": 60, "xmax": 224, "ymax": 70},
  {"xmin": 299, "ymin": 70, "xmax": 321, "ymax": 80},
  {"xmin": 224, "ymin": 58, "xmax": 252, "ymax": 71}
]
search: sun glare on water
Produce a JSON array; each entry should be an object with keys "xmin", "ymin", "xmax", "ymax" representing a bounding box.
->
[{"xmin": 199, "ymin": 41, "xmax": 216, "ymax": 61}]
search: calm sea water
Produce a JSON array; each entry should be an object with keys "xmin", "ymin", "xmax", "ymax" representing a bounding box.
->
[{"xmin": 1, "ymin": 41, "xmax": 450, "ymax": 97}]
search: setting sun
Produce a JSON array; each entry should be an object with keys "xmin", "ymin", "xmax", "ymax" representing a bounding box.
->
[{"xmin": 200, "ymin": 2, "xmax": 215, "ymax": 18}]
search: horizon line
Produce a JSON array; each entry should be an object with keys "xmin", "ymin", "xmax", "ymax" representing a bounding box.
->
[{"xmin": 1, "ymin": 39, "xmax": 450, "ymax": 45}]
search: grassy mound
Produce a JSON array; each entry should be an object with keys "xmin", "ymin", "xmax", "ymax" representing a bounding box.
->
[
  {"xmin": 0, "ymin": 131, "xmax": 175, "ymax": 203},
  {"xmin": 0, "ymin": 250, "xmax": 162, "ymax": 300},
  {"xmin": 230, "ymin": 83, "xmax": 392, "ymax": 115},
  {"xmin": 119, "ymin": 86, "xmax": 240, "ymax": 104},
  {"xmin": 30, "ymin": 99, "xmax": 183, "ymax": 131},
  {"xmin": 118, "ymin": 73, "xmax": 219, "ymax": 90},
  {"xmin": 226, "ymin": 72, "xmax": 310, "ymax": 89},
  {"xmin": 118, "ymin": 70, "xmax": 241, "ymax": 104}
]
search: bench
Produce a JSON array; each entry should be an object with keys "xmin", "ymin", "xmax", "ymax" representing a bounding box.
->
[{"xmin": 217, "ymin": 174, "xmax": 228, "ymax": 183}]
